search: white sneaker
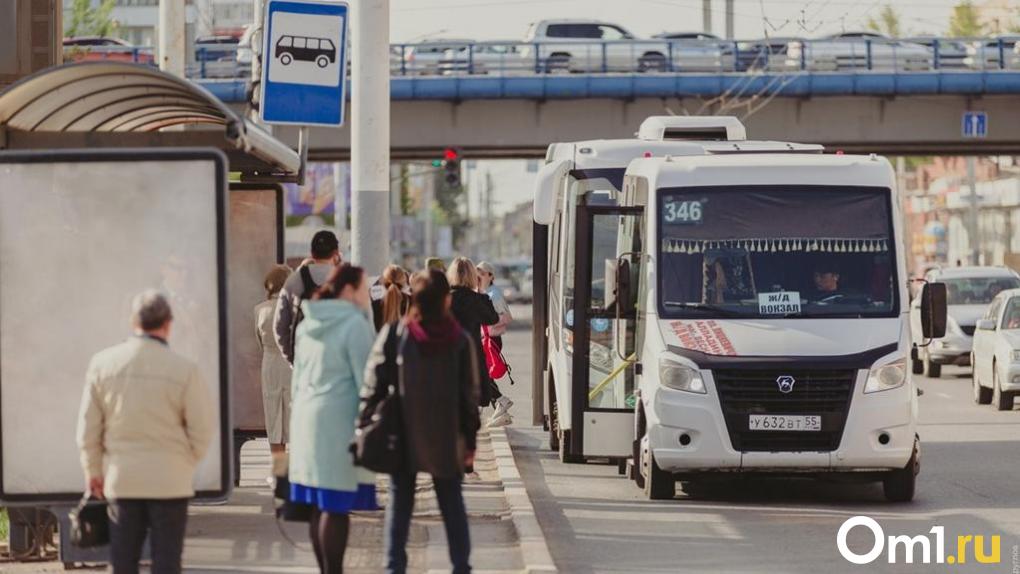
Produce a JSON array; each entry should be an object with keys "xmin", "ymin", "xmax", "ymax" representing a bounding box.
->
[
  {"xmin": 492, "ymin": 396, "xmax": 514, "ymax": 418},
  {"xmin": 488, "ymin": 412, "xmax": 512, "ymax": 428}
]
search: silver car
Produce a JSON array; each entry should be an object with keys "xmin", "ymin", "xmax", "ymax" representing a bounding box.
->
[
  {"xmin": 905, "ymin": 36, "xmax": 969, "ymax": 69},
  {"xmin": 652, "ymin": 32, "xmax": 731, "ymax": 72},
  {"xmin": 397, "ymin": 38, "xmax": 474, "ymax": 75},
  {"xmin": 785, "ymin": 31, "xmax": 931, "ymax": 71},
  {"xmin": 437, "ymin": 42, "xmax": 528, "ymax": 75},
  {"xmin": 910, "ymin": 266, "xmax": 1020, "ymax": 378},
  {"xmin": 963, "ymin": 36, "xmax": 1020, "ymax": 70}
]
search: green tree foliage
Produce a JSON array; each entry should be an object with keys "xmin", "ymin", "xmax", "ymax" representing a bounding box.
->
[
  {"xmin": 948, "ymin": 1, "xmax": 984, "ymax": 37},
  {"xmin": 866, "ymin": 5, "xmax": 903, "ymax": 38},
  {"xmin": 65, "ymin": 0, "xmax": 118, "ymax": 38}
]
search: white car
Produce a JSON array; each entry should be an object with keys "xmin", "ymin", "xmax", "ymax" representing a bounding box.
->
[
  {"xmin": 785, "ymin": 32, "xmax": 931, "ymax": 71},
  {"xmin": 971, "ymin": 288, "xmax": 1020, "ymax": 410},
  {"xmin": 520, "ymin": 19, "xmax": 671, "ymax": 73},
  {"xmin": 910, "ymin": 266, "xmax": 1020, "ymax": 378}
]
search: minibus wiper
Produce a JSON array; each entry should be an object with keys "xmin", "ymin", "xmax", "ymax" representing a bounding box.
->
[{"xmin": 663, "ymin": 302, "xmax": 747, "ymax": 317}]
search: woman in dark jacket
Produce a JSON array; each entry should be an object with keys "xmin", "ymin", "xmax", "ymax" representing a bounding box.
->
[
  {"xmin": 361, "ymin": 269, "xmax": 481, "ymax": 574},
  {"xmin": 447, "ymin": 256, "xmax": 500, "ymax": 411}
]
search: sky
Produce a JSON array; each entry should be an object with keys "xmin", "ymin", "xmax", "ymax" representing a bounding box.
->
[{"xmin": 388, "ymin": 0, "xmax": 996, "ymax": 43}]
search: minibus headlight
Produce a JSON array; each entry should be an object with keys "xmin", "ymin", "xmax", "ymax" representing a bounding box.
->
[
  {"xmin": 865, "ymin": 358, "xmax": 907, "ymax": 394},
  {"xmin": 659, "ymin": 358, "xmax": 706, "ymax": 394}
]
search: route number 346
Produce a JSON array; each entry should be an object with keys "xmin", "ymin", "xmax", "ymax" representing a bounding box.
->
[{"xmin": 664, "ymin": 200, "xmax": 703, "ymax": 224}]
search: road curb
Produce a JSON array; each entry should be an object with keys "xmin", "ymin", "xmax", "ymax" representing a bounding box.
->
[{"xmin": 489, "ymin": 426, "xmax": 557, "ymax": 573}]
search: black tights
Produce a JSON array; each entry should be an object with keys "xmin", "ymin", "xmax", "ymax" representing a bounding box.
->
[{"xmin": 308, "ymin": 508, "xmax": 351, "ymax": 574}]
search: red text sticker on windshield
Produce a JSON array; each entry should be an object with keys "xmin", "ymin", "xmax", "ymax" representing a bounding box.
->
[{"xmin": 670, "ymin": 320, "xmax": 737, "ymax": 356}]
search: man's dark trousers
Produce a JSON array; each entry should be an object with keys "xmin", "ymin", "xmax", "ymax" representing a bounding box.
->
[{"xmin": 108, "ymin": 498, "xmax": 189, "ymax": 574}]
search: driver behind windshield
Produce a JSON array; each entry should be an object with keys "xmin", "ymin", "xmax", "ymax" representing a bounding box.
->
[{"xmin": 810, "ymin": 263, "xmax": 842, "ymax": 302}]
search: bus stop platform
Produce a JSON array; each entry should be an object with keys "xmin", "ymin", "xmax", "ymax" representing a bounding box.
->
[{"xmin": 1, "ymin": 427, "xmax": 537, "ymax": 573}]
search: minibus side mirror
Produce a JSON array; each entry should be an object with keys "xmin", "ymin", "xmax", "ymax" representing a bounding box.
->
[
  {"xmin": 604, "ymin": 257, "xmax": 633, "ymax": 316},
  {"xmin": 976, "ymin": 319, "xmax": 996, "ymax": 331},
  {"xmin": 920, "ymin": 282, "xmax": 948, "ymax": 339}
]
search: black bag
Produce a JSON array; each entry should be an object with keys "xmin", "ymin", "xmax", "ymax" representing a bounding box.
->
[
  {"xmin": 69, "ymin": 494, "xmax": 109, "ymax": 548},
  {"xmin": 273, "ymin": 473, "xmax": 313, "ymax": 523},
  {"xmin": 351, "ymin": 323, "xmax": 405, "ymax": 474},
  {"xmin": 286, "ymin": 265, "xmax": 319, "ymax": 361}
]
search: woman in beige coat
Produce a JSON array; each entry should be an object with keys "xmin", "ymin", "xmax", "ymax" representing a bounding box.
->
[{"xmin": 255, "ymin": 265, "xmax": 293, "ymax": 457}]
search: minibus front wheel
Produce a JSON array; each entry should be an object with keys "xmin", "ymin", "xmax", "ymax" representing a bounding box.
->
[{"xmin": 882, "ymin": 437, "xmax": 919, "ymax": 503}]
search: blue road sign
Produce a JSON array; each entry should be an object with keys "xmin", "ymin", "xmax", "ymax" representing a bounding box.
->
[
  {"xmin": 260, "ymin": 0, "xmax": 348, "ymax": 127},
  {"xmin": 962, "ymin": 111, "xmax": 987, "ymax": 138}
]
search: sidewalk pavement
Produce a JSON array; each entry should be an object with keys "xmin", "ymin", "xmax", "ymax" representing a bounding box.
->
[{"xmin": 2, "ymin": 427, "xmax": 545, "ymax": 573}]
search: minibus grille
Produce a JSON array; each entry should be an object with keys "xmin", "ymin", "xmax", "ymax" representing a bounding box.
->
[{"xmin": 712, "ymin": 369, "xmax": 856, "ymax": 452}]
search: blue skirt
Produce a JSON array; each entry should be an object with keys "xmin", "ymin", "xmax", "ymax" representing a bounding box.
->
[{"xmin": 291, "ymin": 482, "xmax": 378, "ymax": 513}]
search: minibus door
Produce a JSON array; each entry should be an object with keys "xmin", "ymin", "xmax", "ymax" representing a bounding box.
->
[{"xmin": 570, "ymin": 204, "xmax": 644, "ymax": 459}]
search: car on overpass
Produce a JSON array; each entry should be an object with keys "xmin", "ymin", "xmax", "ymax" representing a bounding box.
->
[
  {"xmin": 910, "ymin": 266, "xmax": 1020, "ymax": 378},
  {"xmin": 963, "ymin": 35, "xmax": 1020, "ymax": 70},
  {"xmin": 971, "ymin": 287, "xmax": 1020, "ymax": 410},
  {"xmin": 905, "ymin": 36, "xmax": 969, "ymax": 69},
  {"xmin": 521, "ymin": 19, "xmax": 673, "ymax": 73},
  {"xmin": 651, "ymin": 31, "xmax": 733, "ymax": 71},
  {"xmin": 437, "ymin": 42, "xmax": 526, "ymax": 75},
  {"xmin": 784, "ymin": 32, "xmax": 931, "ymax": 71},
  {"xmin": 63, "ymin": 36, "xmax": 154, "ymax": 65},
  {"xmin": 398, "ymin": 38, "xmax": 474, "ymax": 75},
  {"xmin": 735, "ymin": 36, "xmax": 803, "ymax": 71}
]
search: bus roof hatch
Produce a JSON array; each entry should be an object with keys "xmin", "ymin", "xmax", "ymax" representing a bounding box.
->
[{"xmin": 636, "ymin": 116, "xmax": 747, "ymax": 142}]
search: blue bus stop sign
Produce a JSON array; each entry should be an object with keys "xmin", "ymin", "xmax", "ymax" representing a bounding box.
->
[
  {"xmin": 962, "ymin": 111, "xmax": 987, "ymax": 138},
  {"xmin": 260, "ymin": 0, "xmax": 348, "ymax": 127}
]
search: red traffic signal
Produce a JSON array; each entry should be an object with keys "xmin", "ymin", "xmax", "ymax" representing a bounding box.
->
[{"xmin": 443, "ymin": 147, "xmax": 459, "ymax": 162}]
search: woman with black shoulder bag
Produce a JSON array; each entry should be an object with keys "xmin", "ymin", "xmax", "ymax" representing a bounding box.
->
[{"xmin": 360, "ymin": 269, "xmax": 481, "ymax": 574}]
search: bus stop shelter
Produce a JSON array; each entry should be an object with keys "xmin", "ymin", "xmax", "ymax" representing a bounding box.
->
[{"xmin": 0, "ymin": 61, "xmax": 299, "ymax": 181}]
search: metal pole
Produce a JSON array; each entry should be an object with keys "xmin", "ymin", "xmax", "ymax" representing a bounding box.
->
[
  {"xmin": 333, "ymin": 162, "xmax": 348, "ymax": 252},
  {"xmin": 423, "ymin": 168, "xmax": 434, "ymax": 257},
  {"xmin": 158, "ymin": 0, "xmax": 186, "ymax": 78},
  {"xmin": 251, "ymin": 0, "xmax": 266, "ymax": 124},
  {"xmin": 968, "ymin": 156, "xmax": 979, "ymax": 265},
  {"xmin": 350, "ymin": 0, "xmax": 391, "ymax": 271},
  {"xmin": 702, "ymin": 0, "xmax": 712, "ymax": 34},
  {"xmin": 725, "ymin": 0, "xmax": 734, "ymax": 39}
]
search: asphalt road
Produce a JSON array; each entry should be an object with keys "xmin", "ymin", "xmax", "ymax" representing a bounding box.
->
[{"xmin": 499, "ymin": 305, "xmax": 1020, "ymax": 573}]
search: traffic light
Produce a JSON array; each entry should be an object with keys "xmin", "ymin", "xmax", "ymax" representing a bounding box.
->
[{"xmin": 443, "ymin": 147, "xmax": 460, "ymax": 187}]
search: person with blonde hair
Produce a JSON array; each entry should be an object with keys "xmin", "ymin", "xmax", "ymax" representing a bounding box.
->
[
  {"xmin": 371, "ymin": 264, "xmax": 411, "ymax": 331},
  {"xmin": 447, "ymin": 257, "xmax": 505, "ymax": 426},
  {"xmin": 255, "ymin": 264, "xmax": 294, "ymax": 458}
]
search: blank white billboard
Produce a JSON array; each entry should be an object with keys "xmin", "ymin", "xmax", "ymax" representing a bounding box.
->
[
  {"xmin": 228, "ymin": 186, "xmax": 283, "ymax": 433},
  {"xmin": 0, "ymin": 150, "xmax": 230, "ymax": 503}
]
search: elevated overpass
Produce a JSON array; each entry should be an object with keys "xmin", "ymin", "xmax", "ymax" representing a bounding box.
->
[{"xmin": 202, "ymin": 70, "xmax": 1020, "ymax": 159}]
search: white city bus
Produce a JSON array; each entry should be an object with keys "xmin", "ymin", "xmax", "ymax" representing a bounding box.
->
[{"xmin": 530, "ymin": 117, "xmax": 947, "ymax": 501}]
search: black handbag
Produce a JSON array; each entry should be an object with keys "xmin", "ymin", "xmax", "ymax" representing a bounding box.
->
[
  {"xmin": 69, "ymin": 494, "xmax": 109, "ymax": 548},
  {"xmin": 273, "ymin": 473, "xmax": 313, "ymax": 523},
  {"xmin": 351, "ymin": 323, "xmax": 405, "ymax": 474}
]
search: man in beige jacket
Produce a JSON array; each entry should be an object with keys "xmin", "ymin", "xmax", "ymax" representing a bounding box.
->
[{"xmin": 76, "ymin": 290, "xmax": 214, "ymax": 574}]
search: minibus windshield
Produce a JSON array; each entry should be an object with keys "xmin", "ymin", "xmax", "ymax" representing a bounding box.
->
[{"xmin": 658, "ymin": 185, "xmax": 898, "ymax": 319}]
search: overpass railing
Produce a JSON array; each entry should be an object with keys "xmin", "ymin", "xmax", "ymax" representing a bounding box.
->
[{"xmin": 64, "ymin": 36, "xmax": 1020, "ymax": 79}]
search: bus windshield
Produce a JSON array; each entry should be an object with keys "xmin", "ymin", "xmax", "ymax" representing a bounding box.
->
[{"xmin": 658, "ymin": 186, "xmax": 898, "ymax": 319}]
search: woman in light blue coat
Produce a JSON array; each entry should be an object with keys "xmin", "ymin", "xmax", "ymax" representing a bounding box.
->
[{"xmin": 289, "ymin": 263, "xmax": 376, "ymax": 573}]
